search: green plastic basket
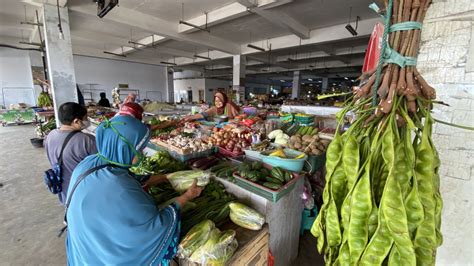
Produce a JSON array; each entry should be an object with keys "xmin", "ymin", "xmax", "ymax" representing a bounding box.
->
[
  {"xmin": 305, "ymin": 153, "xmax": 326, "ymax": 174},
  {"xmin": 294, "ymin": 115, "xmax": 314, "ymax": 124},
  {"xmin": 233, "ymin": 172, "xmax": 301, "ymax": 203}
]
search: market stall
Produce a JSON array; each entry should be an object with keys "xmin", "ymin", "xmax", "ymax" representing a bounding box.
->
[{"xmin": 84, "ymin": 107, "xmax": 333, "ymax": 266}]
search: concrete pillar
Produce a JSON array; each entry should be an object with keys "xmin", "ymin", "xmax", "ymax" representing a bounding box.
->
[
  {"xmin": 42, "ymin": 4, "xmax": 77, "ymax": 126},
  {"xmin": 291, "ymin": 70, "xmax": 301, "ymax": 99},
  {"xmin": 322, "ymin": 77, "xmax": 329, "ymax": 92},
  {"xmin": 232, "ymin": 55, "xmax": 246, "ymax": 103},
  {"xmin": 166, "ymin": 67, "xmax": 174, "ymax": 103}
]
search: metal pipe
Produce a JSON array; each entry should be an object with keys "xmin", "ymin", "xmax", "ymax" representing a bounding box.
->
[
  {"xmin": 247, "ymin": 44, "xmax": 266, "ymax": 52},
  {"xmin": 194, "ymin": 54, "xmax": 211, "ymax": 60},
  {"xmin": 179, "ymin": 20, "xmax": 210, "ymax": 32},
  {"xmin": 19, "ymin": 41, "xmax": 42, "ymax": 46},
  {"xmin": 160, "ymin": 61, "xmax": 177, "ymax": 66},
  {"xmin": 103, "ymin": 51, "xmax": 126, "ymax": 57},
  {"xmin": 0, "ymin": 44, "xmax": 41, "ymax": 51},
  {"xmin": 20, "ymin": 21, "xmax": 43, "ymax": 26}
]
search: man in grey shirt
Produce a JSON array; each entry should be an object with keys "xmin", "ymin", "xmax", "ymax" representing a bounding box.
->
[{"xmin": 45, "ymin": 102, "xmax": 97, "ymax": 205}]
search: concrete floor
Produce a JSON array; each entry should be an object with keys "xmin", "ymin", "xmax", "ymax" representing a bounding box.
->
[
  {"xmin": 0, "ymin": 125, "xmax": 66, "ymax": 265},
  {"xmin": 0, "ymin": 124, "xmax": 324, "ymax": 266}
]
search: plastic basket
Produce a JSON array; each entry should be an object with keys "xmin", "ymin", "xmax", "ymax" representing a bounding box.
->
[
  {"xmin": 148, "ymin": 140, "xmax": 214, "ymax": 162},
  {"xmin": 218, "ymin": 147, "xmax": 244, "ymax": 158},
  {"xmin": 279, "ymin": 114, "xmax": 293, "ymax": 123},
  {"xmin": 294, "ymin": 115, "xmax": 314, "ymax": 125},
  {"xmin": 233, "ymin": 172, "xmax": 301, "ymax": 203},
  {"xmin": 244, "ymin": 149, "xmax": 262, "ymax": 161},
  {"xmin": 243, "ymin": 107, "xmax": 257, "ymax": 116},
  {"xmin": 261, "ymin": 149, "xmax": 307, "ymax": 172},
  {"xmin": 305, "ymin": 153, "xmax": 326, "ymax": 174},
  {"xmin": 300, "ymin": 207, "xmax": 319, "ymax": 235}
]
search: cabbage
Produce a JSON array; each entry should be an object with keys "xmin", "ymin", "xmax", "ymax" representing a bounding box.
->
[
  {"xmin": 229, "ymin": 202, "xmax": 265, "ymax": 230},
  {"xmin": 189, "ymin": 228, "xmax": 238, "ymax": 266},
  {"xmin": 178, "ymin": 220, "xmax": 215, "ymax": 258},
  {"xmin": 166, "ymin": 170, "xmax": 210, "ymax": 192}
]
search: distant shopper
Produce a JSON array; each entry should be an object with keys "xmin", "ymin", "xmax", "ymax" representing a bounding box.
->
[
  {"xmin": 97, "ymin": 92, "xmax": 111, "ymax": 108},
  {"xmin": 44, "ymin": 102, "xmax": 97, "ymax": 205}
]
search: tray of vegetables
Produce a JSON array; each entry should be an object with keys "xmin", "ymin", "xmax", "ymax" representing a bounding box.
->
[
  {"xmin": 232, "ymin": 161, "xmax": 301, "ymax": 202},
  {"xmin": 207, "ymin": 127, "xmax": 252, "ymax": 157}
]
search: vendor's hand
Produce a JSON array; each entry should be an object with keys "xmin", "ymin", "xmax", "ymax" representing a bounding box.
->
[{"xmin": 183, "ymin": 180, "xmax": 202, "ymax": 200}]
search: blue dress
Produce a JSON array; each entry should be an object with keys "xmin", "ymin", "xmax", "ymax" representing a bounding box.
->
[{"xmin": 66, "ymin": 115, "xmax": 180, "ymax": 265}]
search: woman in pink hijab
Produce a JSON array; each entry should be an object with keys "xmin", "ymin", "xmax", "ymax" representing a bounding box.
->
[{"xmin": 184, "ymin": 91, "xmax": 240, "ymax": 122}]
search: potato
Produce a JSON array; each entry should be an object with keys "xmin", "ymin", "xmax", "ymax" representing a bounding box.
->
[
  {"xmin": 302, "ymin": 135, "xmax": 313, "ymax": 142},
  {"xmin": 311, "ymin": 135, "xmax": 320, "ymax": 142},
  {"xmin": 312, "ymin": 149, "xmax": 322, "ymax": 156},
  {"xmin": 290, "ymin": 135, "xmax": 300, "ymax": 142},
  {"xmin": 317, "ymin": 143, "xmax": 325, "ymax": 151},
  {"xmin": 294, "ymin": 142, "xmax": 302, "ymax": 149}
]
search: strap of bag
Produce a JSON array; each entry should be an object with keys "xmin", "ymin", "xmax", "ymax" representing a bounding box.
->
[
  {"xmin": 57, "ymin": 131, "xmax": 80, "ymax": 166},
  {"xmin": 58, "ymin": 163, "xmax": 113, "ymax": 238}
]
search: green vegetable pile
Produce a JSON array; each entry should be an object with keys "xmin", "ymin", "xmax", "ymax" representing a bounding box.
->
[
  {"xmin": 209, "ymin": 161, "xmax": 238, "ymax": 180},
  {"xmin": 147, "ymin": 180, "xmax": 234, "ymax": 235},
  {"xmin": 237, "ymin": 161, "xmax": 293, "ymax": 190},
  {"xmin": 311, "ymin": 95, "xmax": 443, "ymax": 265},
  {"xmin": 149, "ymin": 117, "xmax": 176, "ymax": 137},
  {"xmin": 130, "ymin": 151, "xmax": 189, "ymax": 175},
  {"xmin": 181, "ymin": 181, "xmax": 235, "ymax": 234},
  {"xmin": 37, "ymin": 92, "xmax": 53, "ymax": 108}
]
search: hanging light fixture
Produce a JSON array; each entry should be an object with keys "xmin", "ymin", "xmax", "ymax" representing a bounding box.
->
[{"xmin": 56, "ymin": 0, "xmax": 64, "ymax": 40}]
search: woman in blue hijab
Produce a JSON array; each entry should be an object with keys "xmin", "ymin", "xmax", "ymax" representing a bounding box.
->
[{"xmin": 65, "ymin": 115, "xmax": 201, "ymax": 265}]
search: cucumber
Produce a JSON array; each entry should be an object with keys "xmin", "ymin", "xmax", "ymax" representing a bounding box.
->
[
  {"xmin": 265, "ymin": 176, "xmax": 283, "ymax": 184},
  {"xmin": 263, "ymin": 182, "xmax": 282, "ymax": 190}
]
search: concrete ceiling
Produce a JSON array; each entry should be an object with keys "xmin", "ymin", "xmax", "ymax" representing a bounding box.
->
[{"xmin": 0, "ymin": 0, "xmax": 381, "ymax": 77}]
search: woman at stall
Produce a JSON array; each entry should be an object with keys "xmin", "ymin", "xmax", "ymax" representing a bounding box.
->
[
  {"xmin": 65, "ymin": 114, "xmax": 202, "ymax": 265},
  {"xmin": 183, "ymin": 91, "xmax": 240, "ymax": 121}
]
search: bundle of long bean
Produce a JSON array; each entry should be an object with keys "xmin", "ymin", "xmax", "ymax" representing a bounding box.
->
[{"xmin": 311, "ymin": 0, "xmax": 443, "ymax": 265}]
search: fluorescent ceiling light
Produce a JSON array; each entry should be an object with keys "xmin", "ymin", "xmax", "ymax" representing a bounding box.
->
[
  {"xmin": 344, "ymin": 77, "xmax": 349, "ymax": 80},
  {"xmin": 308, "ymin": 78, "xmax": 313, "ymax": 81},
  {"xmin": 280, "ymin": 80, "xmax": 285, "ymax": 82}
]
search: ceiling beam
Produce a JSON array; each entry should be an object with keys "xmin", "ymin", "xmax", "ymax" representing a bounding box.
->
[
  {"xmin": 178, "ymin": 0, "xmax": 290, "ymax": 34},
  {"xmin": 238, "ymin": 0, "xmax": 310, "ymax": 39},
  {"xmin": 173, "ymin": 17, "xmax": 379, "ymax": 65},
  {"xmin": 68, "ymin": 4, "xmax": 240, "ymax": 54}
]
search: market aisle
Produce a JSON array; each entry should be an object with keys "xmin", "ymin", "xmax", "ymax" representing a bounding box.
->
[{"xmin": 0, "ymin": 125, "xmax": 66, "ymax": 265}]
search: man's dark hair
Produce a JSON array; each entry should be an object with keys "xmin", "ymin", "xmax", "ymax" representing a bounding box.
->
[
  {"xmin": 58, "ymin": 102, "xmax": 87, "ymax": 125},
  {"xmin": 100, "ymin": 92, "xmax": 106, "ymax": 98}
]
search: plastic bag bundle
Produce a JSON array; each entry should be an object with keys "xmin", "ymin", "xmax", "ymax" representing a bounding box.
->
[
  {"xmin": 166, "ymin": 170, "xmax": 210, "ymax": 192},
  {"xmin": 178, "ymin": 220, "xmax": 215, "ymax": 258},
  {"xmin": 229, "ymin": 202, "xmax": 265, "ymax": 230},
  {"xmin": 189, "ymin": 229, "xmax": 238, "ymax": 266}
]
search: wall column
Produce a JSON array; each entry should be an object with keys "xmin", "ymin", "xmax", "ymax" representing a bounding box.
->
[
  {"xmin": 321, "ymin": 77, "xmax": 329, "ymax": 92},
  {"xmin": 291, "ymin": 70, "xmax": 301, "ymax": 99},
  {"xmin": 232, "ymin": 55, "xmax": 246, "ymax": 103},
  {"xmin": 42, "ymin": 4, "xmax": 77, "ymax": 126},
  {"xmin": 166, "ymin": 67, "xmax": 174, "ymax": 103}
]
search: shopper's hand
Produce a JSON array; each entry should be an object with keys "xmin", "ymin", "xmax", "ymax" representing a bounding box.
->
[
  {"xmin": 183, "ymin": 180, "xmax": 202, "ymax": 200},
  {"xmin": 175, "ymin": 180, "xmax": 202, "ymax": 209}
]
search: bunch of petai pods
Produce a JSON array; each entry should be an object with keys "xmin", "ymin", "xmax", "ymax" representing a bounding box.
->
[{"xmin": 311, "ymin": 0, "xmax": 443, "ymax": 265}]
